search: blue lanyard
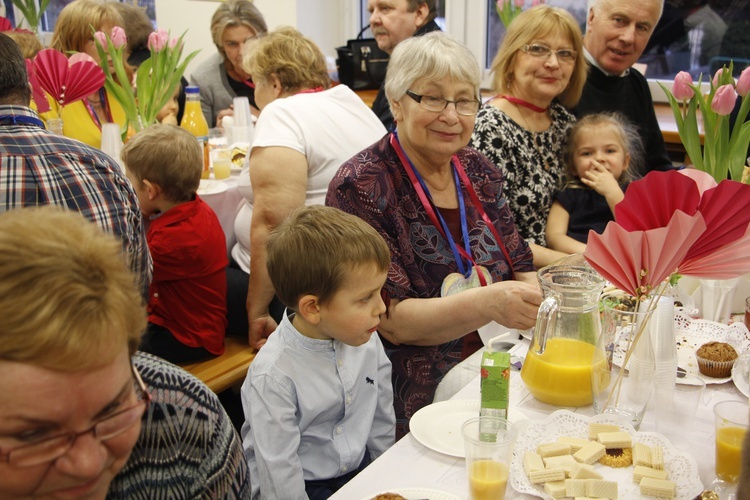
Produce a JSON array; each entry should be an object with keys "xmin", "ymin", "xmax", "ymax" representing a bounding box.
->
[
  {"xmin": 391, "ymin": 131, "xmax": 474, "ymax": 278},
  {"xmin": 0, "ymin": 115, "xmax": 45, "ymax": 128}
]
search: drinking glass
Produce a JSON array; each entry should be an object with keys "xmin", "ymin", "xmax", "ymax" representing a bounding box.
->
[
  {"xmin": 462, "ymin": 416, "xmax": 514, "ymax": 500},
  {"xmin": 210, "ymin": 148, "xmax": 232, "ymax": 180},
  {"xmin": 714, "ymin": 401, "xmax": 748, "ymax": 483},
  {"xmin": 654, "ymin": 374, "xmax": 705, "ymax": 451}
]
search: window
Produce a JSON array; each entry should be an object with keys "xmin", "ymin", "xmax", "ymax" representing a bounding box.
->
[{"xmin": 7, "ymin": 0, "xmax": 157, "ymax": 33}]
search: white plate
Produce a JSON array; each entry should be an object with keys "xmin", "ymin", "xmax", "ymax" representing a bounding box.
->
[
  {"xmin": 197, "ymin": 179, "xmax": 229, "ymax": 196},
  {"xmin": 732, "ymin": 350, "xmax": 750, "ymax": 397},
  {"xmin": 360, "ymin": 488, "xmax": 461, "ymax": 500},
  {"xmin": 409, "ymin": 400, "xmax": 526, "ymax": 458},
  {"xmin": 510, "ymin": 411, "xmax": 704, "ymax": 500},
  {"xmin": 613, "ymin": 311, "xmax": 750, "ymax": 385}
]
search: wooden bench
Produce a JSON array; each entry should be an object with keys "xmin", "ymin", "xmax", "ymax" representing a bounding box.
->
[{"xmin": 179, "ymin": 336, "xmax": 256, "ymax": 394}]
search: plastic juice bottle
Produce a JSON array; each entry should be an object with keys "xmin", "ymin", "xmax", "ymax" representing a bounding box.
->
[{"xmin": 180, "ymin": 86, "xmax": 210, "ymax": 179}]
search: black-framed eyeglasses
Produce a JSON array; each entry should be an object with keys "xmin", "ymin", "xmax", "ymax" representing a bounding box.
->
[
  {"xmin": 521, "ymin": 44, "xmax": 577, "ymax": 63},
  {"xmin": 405, "ymin": 90, "xmax": 481, "ymax": 116},
  {"xmin": 0, "ymin": 364, "xmax": 151, "ymax": 468}
]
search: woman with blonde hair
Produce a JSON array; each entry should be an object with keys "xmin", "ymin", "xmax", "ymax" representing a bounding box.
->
[
  {"xmin": 0, "ymin": 207, "xmax": 249, "ymax": 497},
  {"xmin": 190, "ymin": 0, "xmax": 267, "ymax": 126},
  {"xmin": 471, "ymin": 5, "xmax": 588, "ymax": 268},
  {"xmin": 47, "ymin": 0, "xmax": 127, "ymax": 148},
  {"xmin": 227, "ymin": 27, "xmax": 386, "ymax": 345}
]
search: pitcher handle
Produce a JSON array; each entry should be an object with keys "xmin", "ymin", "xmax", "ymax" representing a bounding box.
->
[{"xmin": 534, "ymin": 296, "xmax": 558, "ymax": 355}]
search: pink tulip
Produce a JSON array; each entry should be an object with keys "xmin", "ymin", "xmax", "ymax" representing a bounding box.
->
[
  {"xmin": 711, "ymin": 84, "xmax": 738, "ymax": 115},
  {"xmin": 148, "ymin": 29, "xmax": 169, "ymax": 52},
  {"xmin": 514, "ymin": 0, "xmax": 524, "ymax": 7},
  {"xmin": 737, "ymin": 67, "xmax": 750, "ymax": 97},
  {"xmin": 672, "ymin": 71, "xmax": 694, "ymax": 100},
  {"xmin": 110, "ymin": 26, "xmax": 127, "ymax": 50},
  {"xmin": 531, "ymin": 0, "xmax": 543, "ymax": 5},
  {"xmin": 94, "ymin": 31, "xmax": 108, "ymax": 48},
  {"xmin": 496, "ymin": 0, "xmax": 505, "ymax": 12}
]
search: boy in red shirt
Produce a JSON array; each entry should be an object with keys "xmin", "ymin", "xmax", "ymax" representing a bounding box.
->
[{"xmin": 122, "ymin": 124, "xmax": 227, "ymax": 363}]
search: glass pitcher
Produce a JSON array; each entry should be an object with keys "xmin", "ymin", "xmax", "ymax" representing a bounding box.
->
[{"xmin": 520, "ymin": 254, "xmax": 605, "ymax": 406}]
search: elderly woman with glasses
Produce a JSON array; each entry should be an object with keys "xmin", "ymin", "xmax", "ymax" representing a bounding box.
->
[
  {"xmin": 0, "ymin": 207, "xmax": 249, "ymax": 498},
  {"xmin": 471, "ymin": 5, "xmax": 587, "ymax": 268},
  {"xmin": 326, "ymin": 31, "xmax": 542, "ymax": 438}
]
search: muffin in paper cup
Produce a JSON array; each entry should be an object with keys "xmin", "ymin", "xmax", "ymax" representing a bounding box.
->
[{"xmin": 695, "ymin": 341, "xmax": 738, "ymax": 378}]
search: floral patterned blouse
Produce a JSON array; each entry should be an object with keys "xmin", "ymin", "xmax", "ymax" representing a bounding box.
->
[
  {"xmin": 326, "ymin": 133, "xmax": 533, "ymax": 438},
  {"xmin": 471, "ymin": 102, "xmax": 575, "ymax": 246}
]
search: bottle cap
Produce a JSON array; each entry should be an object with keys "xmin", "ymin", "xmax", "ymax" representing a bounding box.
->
[{"xmin": 185, "ymin": 86, "xmax": 200, "ymax": 94}]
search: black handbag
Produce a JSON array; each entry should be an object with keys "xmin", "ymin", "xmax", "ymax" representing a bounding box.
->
[{"xmin": 336, "ymin": 25, "xmax": 389, "ymax": 91}]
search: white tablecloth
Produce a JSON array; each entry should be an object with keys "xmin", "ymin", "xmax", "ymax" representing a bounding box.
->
[
  {"xmin": 330, "ymin": 340, "xmax": 746, "ymax": 500},
  {"xmin": 199, "ymin": 173, "xmax": 245, "ymax": 257}
]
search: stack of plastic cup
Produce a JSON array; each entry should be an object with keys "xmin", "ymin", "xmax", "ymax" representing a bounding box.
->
[
  {"xmin": 100, "ymin": 123, "xmax": 124, "ymax": 173},
  {"xmin": 651, "ymin": 295, "xmax": 677, "ymax": 400},
  {"xmin": 232, "ymin": 97, "xmax": 254, "ymax": 144}
]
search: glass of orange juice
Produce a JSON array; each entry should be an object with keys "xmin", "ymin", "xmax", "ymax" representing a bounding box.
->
[
  {"xmin": 713, "ymin": 401, "xmax": 748, "ymax": 484},
  {"xmin": 211, "ymin": 148, "xmax": 233, "ymax": 180},
  {"xmin": 462, "ymin": 416, "xmax": 514, "ymax": 500}
]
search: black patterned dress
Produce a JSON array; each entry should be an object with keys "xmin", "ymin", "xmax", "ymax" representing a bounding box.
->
[{"xmin": 471, "ymin": 102, "xmax": 575, "ymax": 246}]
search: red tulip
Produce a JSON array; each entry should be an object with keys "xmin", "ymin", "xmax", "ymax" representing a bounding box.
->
[
  {"xmin": 711, "ymin": 84, "xmax": 737, "ymax": 116},
  {"xmin": 672, "ymin": 71, "xmax": 694, "ymax": 100},
  {"xmin": 737, "ymin": 67, "xmax": 750, "ymax": 97}
]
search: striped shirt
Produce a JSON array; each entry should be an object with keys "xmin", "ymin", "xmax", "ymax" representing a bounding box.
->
[{"xmin": 0, "ymin": 105, "xmax": 151, "ymax": 292}]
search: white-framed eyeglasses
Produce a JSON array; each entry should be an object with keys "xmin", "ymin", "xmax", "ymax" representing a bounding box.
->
[
  {"xmin": 0, "ymin": 364, "xmax": 151, "ymax": 468},
  {"xmin": 521, "ymin": 44, "xmax": 577, "ymax": 63},
  {"xmin": 405, "ymin": 90, "xmax": 481, "ymax": 116}
]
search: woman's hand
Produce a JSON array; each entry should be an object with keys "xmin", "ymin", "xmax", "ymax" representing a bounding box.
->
[
  {"xmin": 159, "ymin": 113, "xmax": 178, "ymax": 126},
  {"xmin": 487, "ymin": 279, "xmax": 542, "ymax": 330}
]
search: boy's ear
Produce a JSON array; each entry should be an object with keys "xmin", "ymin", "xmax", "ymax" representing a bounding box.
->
[
  {"xmin": 142, "ymin": 179, "xmax": 161, "ymax": 201},
  {"xmin": 297, "ymin": 294, "xmax": 321, "ymax": 325}
]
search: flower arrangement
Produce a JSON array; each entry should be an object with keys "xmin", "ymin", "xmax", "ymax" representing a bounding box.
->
[
  {"xmin": 585, "ymin": 169, "xmax": 750, "ymax": 417},
  {"xmin": 9, "ymin": 0, "xmax": 49, "ymax": 33},
  {"xmin": 93, "ymin": 27, "xmax": 199, "ymax": 134},
  {"xmin": 495, "ymin": 0, "xmax": 545, "ymax": 28},
  {"xmin": 660, "ymin": 63, "xmax": 750, "ymax": 183}
]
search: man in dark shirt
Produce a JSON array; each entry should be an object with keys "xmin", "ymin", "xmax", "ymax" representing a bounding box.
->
[
  {"xmin": 368, "ymin": 0, "xmax": 441, "ymax": 130},
  {"xmin": 573, "ymin": 0, "xmax": 675, "ymax": 174}
]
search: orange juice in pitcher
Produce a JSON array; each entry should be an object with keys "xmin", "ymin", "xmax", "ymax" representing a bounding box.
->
[{"xmin": 520, "ymin": 254, "xmax": 605, "ymax": 406}]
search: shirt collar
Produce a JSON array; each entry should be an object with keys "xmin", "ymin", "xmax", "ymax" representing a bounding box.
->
[
  {"xmin": 0, "ymin": 104, "xmax": 43, "ymax": 120},
  {"xmin": 583, "ymin": 48, "xmax": 630, "ymax": 77}
]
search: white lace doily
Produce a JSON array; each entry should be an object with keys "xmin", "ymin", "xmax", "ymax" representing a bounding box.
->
[
  {"xmin": 509, "ymin": 411, "xmax": 704, "ymax": 500},
  {"xmin": 612, "ymin": 311, "xmax": 750, "ymax": 384}
]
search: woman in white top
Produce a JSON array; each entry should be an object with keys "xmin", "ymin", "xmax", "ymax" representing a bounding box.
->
[{"xmin": 226, "ymin": 27, "xmax": 387, "ymax": 345}]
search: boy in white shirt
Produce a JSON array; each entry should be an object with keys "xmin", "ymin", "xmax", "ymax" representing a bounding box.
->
[{"xmin": 240, "ymin": 205, "xmax": 395, "ymax": 500}]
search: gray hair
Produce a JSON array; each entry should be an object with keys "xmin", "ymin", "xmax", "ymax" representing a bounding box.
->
[
  {"xmin": 0, "ymin": 33, "xmax": 31, "ymax": 105},
  {"xmin": 210, "ymin": 0, "xmax": 268, "ymax": 56},
  {"xmin": 385, "ymin": 31, "xmax": 481, "ymax": 113}
]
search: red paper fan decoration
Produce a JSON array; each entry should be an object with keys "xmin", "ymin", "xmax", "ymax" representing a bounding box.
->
[
  {"xmin": 615, "ymin": 171, "xmax": 701, "ymax": 231},
  {"xmin": 32, "ymin": 49, "xmax": 105, "ymax": 107},
  {"xmin": 680, "ymin": 225, "xmax": 750, "ymax": 278},
  {"xmin": 25, "ymin": 59, "xmax": 50, "ymax": 113}
]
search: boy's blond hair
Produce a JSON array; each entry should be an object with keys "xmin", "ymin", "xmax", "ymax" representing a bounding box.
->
[
  {"xmin": 0, "ymin": 206, "xmax": 145, "ymax": 371},
  {"xmin": 121, "ymin": 124, "xmax": 202, "ymax": 203},
  {"xmin": 5, "ymin": 30, "xmax": 44, "ymax": 59},
  {"xmin": 267, "ymin": 205, "xmax": 390, "ymax": 309}
]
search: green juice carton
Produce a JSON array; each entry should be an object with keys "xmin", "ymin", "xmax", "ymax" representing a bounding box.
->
[{"xmin": 480, "ymin": 350, "xmax": 510, "ymax": 420}]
